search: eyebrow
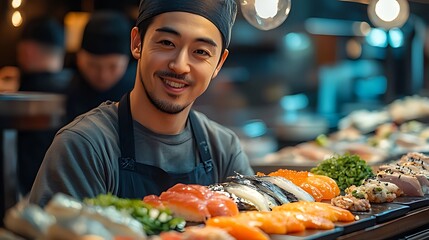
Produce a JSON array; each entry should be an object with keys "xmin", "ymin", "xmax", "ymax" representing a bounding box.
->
[{"xmin": 155, "ymin": 27, "xmax": 218, "ymax": 48}]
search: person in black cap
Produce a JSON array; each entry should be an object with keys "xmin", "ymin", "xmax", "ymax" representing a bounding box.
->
[
  {"xmin": 15, "ymin": 16, "xmax": 73, "ymax": 196},
  {"xmin": 16, "ymin": 16, "xmax": 68, "ymax": 78},
  {"xmin": 66, "ymin": 10, "xmax": 135, "ymax": 122},
  {"xmin": 30, "ymin": 0, "xmax": 254, "ymax": 206}
]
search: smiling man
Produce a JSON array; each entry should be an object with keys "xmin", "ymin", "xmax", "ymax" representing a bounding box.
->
[{"xmin": 29, "ymin": 0, "xmax": 254, "ymax": 206}]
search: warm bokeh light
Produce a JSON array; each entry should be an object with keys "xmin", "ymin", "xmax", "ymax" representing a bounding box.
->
[
  {"xmin": 357, "ymin": 22, "xmax": 371, "ymax": 36},
  {"xmin": 346, "ymin": 38, "xmax": 362, "ymax": 59},
  {"xmin": 64, "ymin": 12, "xmax": 90, "ymax": 52},
  {"xmin": 11, "ymin": 0, "xmax": 22, "ymax": 9},
  {"xmin": 11, "ymin": 10, "xmax": 23, "ymax": 27}
]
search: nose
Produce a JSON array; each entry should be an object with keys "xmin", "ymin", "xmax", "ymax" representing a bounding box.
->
[
  {"xmin": 96, "ymin": 67, "xmax": 110, "ymax": 82},
  {"xmin": 168, "ymin": 50, "xmax": 191, "ymax": 74}
]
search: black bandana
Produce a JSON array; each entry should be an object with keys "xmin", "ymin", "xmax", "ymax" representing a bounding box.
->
[
  {"xmin": 136, "ymin": 0, "xmax": 237, "ymax": 48},
  {"xmin": 81, "ymin": 11, "xmax": 131, "ymax": 55}
]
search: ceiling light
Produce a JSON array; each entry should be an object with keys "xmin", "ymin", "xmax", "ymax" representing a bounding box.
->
[
  {"xmin": 367, "ymin": 0, "xmax": 409, "ymax": 29},
  {"xmin": 240, "ymin": 0, "xmax": 291, "ymax": 30}
]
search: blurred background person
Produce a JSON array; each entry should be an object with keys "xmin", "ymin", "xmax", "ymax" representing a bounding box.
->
[
  {"xmin": 0, "ymin": 66, "xmax": 20, "ymax": 92},
  {"xmin": 15, "ymin": 16, "xmax": 72, "ymax": 196},
  {"xmin": 17, "ymin": 16, "xmax": 72, "ymax": 93},
  {"xmin": 66, "ymin": 10, "xmax": 135, "ymax": 122}
]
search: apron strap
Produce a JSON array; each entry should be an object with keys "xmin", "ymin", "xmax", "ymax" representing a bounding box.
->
[
  {"xmin": 118, "ymin": 92, "xmax": 212, "ymax": 172},
  {"xmin": 189, "ymin": 111, "xmax": 213, "ymax": 173},
  {"xmin": 118, "ymin": 92, "xmax": 136, "ymax": 170}
]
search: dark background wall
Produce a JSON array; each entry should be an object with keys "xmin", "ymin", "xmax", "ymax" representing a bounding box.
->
[{"xmin": 1, "ymin": 0, "xmax": 429, "ymax": 67}]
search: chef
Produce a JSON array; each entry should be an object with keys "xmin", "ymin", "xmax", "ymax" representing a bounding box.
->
[{"xmin": 29, "ymin": 0, "xmax": 254, "ymax": 206}]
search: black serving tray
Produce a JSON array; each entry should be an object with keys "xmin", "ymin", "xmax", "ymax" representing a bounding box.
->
[
  {"xmin": 392, "ymin": 195, "xmax": 429, "ymax": 210},
  {"xmin": 335, "ymin": 214, "xmax": 376, "ymax": 234},
  {"xmin": 270, "ymin": 227, "xmax": 344, "ymax": 240},
  {"xmin": 356, "ymin": 203, "xmax": 410, "ymax": 223}
]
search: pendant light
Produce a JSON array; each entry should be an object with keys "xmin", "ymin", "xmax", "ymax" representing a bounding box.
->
[
  {"xmin": 367, "ymin": 0, "xmax": 409, "ymax": 29},
  {"xmin": 240, "ymin": 0, "xmax": 292, "ymax": 30}
]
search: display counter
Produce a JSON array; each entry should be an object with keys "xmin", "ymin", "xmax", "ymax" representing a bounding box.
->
[
  {"xmin": 252, "ymin": 163, "xmax": 429, "ymax": 239},
  {"xmin": 0, "ymin": 92, "xmax": 65, "ymax": 226},
  {"xmin": 338, "ymin": 205, "xmax": 429, "ymax": 240}
]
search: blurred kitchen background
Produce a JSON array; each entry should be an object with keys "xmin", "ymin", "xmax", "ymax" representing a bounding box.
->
[{"xmin": 1, "ymin": 0, "xmax": 429, "ymax": 161}]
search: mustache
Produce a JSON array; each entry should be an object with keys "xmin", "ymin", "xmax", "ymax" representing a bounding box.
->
[{"xmin": 156, "ymin": 70, "xmax": 189, "ymax": 82}]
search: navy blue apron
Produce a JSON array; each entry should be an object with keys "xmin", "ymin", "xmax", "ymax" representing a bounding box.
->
[{"xmin": 117, "ymin": 93, "xmax": 215, "ymax": 198}]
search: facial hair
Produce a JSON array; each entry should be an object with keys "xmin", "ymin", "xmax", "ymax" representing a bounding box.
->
[{"xmin": 140, "ymin": 73, "xmax": 189, "ymax": 115}]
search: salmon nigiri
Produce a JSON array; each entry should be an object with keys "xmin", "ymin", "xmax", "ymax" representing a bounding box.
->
[
  {"xmin": 167, "ymin": 183, "xmax": 214, "ymax": 200},
  {"xmin": 142, "ymin": 194, "xmax": 165, "ymax": 208},
  {"xmin": 206, "ymin": 216, "xmax": 270, "ymax": 240},
  {"xmin": 308, "ymin": 174, "xmax": 340, "ymax": 199},
  {"xmin": 273, "ymin": 202, "xmax": 355, "ymax": 222},
  {"xmin": 159, "ymin": 191, "xmax": 210, "ymax": 222},
  {"xmin": 272, "ymin": 211, "xmax": 335, "ymax": 230},
  {"xmin": 206, "ymin": 192, "xmax": 239, "ymax": 217},
  {"xmin": 238, "ymin": 211, "xmax": 307, "ymax": 234},
  {"xmin": 263, "ymin": 169, "xmax": 340, "ymax": 201}
]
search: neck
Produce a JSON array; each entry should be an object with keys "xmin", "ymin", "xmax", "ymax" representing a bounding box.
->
[{"xmin": 129, "ymin": 84, "xmax": 191, "ymax": 135}]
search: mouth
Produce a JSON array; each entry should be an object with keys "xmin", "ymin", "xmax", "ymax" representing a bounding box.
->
[{"xmin": 162, "ymin": 78, "xmax": 187, "ymax": 89}]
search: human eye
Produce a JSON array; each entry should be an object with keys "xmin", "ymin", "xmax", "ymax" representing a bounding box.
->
[
  {"xmin": 194, "ymin": 49, "xmax": 212, "ymax": 57},
  {"xmin": 158, "ymin": 40, "xmax": 174, "ymax": 47}
]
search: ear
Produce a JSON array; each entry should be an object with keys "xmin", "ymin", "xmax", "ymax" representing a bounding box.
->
[
  {"xmin": 212, "ymin": 49, "xmax": 229, "ymax": 79},
  {"xmin": 131, "ymin": 27, "xmax": 142, "ymax": 60}
]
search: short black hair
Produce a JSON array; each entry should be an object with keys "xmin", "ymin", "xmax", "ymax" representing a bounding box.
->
[
  {"xmin": 81, "ymin": 11, "xmax": 131, "ymax": 55},
  {"xmin": 20, "ymin": 16, "xmax": 64, "ymax": 49}
]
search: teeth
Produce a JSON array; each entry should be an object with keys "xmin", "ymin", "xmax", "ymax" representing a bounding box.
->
[{"xmin": 164, "ymin": 79, "xmax": 185, "ymax": 88}]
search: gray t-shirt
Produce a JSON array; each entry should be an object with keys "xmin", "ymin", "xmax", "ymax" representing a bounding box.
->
[{"xmin": 29, "ymin": 101, "xmax": 254, "ymax": 206}]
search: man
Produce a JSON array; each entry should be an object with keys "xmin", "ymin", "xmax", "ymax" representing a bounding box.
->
[
  {"xmin": 66, "ymin": 10, "xmax": 135, "ymax": 122},
  {"xmin": 16, "ymin": 17, "xmax": 72, "ymax": 195},
  {"xmin": 30, "ymin": 0, "xmax": 254, "ymax": 206},
  {"xmin": 17, "ymin": 16, "xmax": 72, "ymax": 93}
]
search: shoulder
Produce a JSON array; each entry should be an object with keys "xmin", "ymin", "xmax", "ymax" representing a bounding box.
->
[
  {"xmin": 191, "ymin": 110, "xmax": 243, "ymax": 156},
  {"xmin": 59, "ymin": 101, "xmax": 119, "ymax": 142},
  {"xmin": 191, "ymin": 110, "xmax": 239, "ymax": 141}
]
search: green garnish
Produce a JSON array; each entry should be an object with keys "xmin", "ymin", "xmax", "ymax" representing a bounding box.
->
[
  {"xmin": 351, "ymin": 190, "xmax": 365, "ymax": 199},
  {"xmin": 315, "ymin": 134, "xmax": 329, "ymax": 147},
  {"xmin": 310, "ymin": 153, "xmax": 374, "ymax": 191},
  {"xmin": 84, "ymin": 193, "xmax": 185, "ymax": 235}
]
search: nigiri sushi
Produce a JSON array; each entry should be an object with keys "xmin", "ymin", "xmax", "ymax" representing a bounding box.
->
[
  {"xmin": 159, "ymin": 191, "xmax": 210, "ymax": 222},
  {"xmin": 221, "ymin": 182, "xmax": 271, "ymax": 211},
  {"xmin": 273, "ymin": 202, "xmax": 355, "ymax": 222},
  {"xmin": 208, "ymin": 184, "xmax": 258, "ymax": 211},
  {"xmin": 206, "ymin": 216, "xmax": 270, "ymax": 240}
]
